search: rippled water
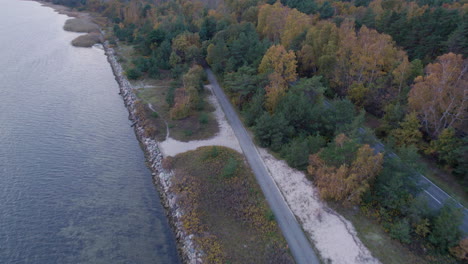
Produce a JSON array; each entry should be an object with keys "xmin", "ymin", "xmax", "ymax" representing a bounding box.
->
[{"xmin": 0, "ymin": 1, "xmax": 179, "ymax": 263}]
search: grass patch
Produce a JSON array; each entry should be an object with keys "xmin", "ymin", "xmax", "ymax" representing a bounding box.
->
[
  {"xmin": 171, "ymin": 147, "xmax": 293, "ymax": 263},
  {"xmin": 63, "ymin": 18, "xmax": 99, "ymax": 33}
]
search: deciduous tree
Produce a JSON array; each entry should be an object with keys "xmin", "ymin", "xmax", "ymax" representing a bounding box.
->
[{"xmin": 408, "ymin": 53, "xmax": 467, "ymax": 138}]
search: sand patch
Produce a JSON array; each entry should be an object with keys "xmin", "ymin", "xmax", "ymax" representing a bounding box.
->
[
  {"xmin": 258, "ymin": 148, "xmax": 381, "ymax": 264},
  {"xmin": 159, "ymin": 85, "xmax": 241, "ymax": 157}
]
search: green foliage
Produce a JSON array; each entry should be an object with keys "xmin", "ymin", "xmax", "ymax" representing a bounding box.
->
[
  {"xmin": 364, "ymin": 157, "xmax": 418, "ymax": 214},
  {"xmin": 221, "ymin": 157, "xmax": 238, "ymax": 178},
  {"xmin": 265, "ymin": 209, "xmax": 275, "ymax": 221},
  {"xmin": 281, "ymin": 0, "xmax": 317, "ymax": 14},
  {"xmin": 430, "ymin": 128, "xmax": 460, "ymax": 167},
  {"xmin": 242, "ymin": 91, "xmax": 265, "ymax": 127},
  {"xmin": 429, "ymin": 203, "xmax": 463, "ymax": 253},
  {"xmin": 396, "ymin": 144, "xmax": 427, "ymax": 174},
  {"xmin": 207, "ymin": 23, "xmax": 269, "ymax": 75},
  {"xmin": 453, "ymin": 137, "xmax": 468, "ymax": 180},
  {"xmin": 254, "ymin": 113, "xmax": 293, "ymax": 152},
  {"xmin": 113, "ymin": 24, "xmax": 136, "ymax": 42},
  {"xmin": 151, "ymin": 111, "xmax": 159, "ymax": 118},
  {"xmin": 375, "ymin": 8, "xmax": 461, "ymax": 62},
  {"xmin": 391, "ymin": 113, "xmax": 423, "ymax": 147},
  {"xmin": 276, "ymin": 92, "xmax": 315, "ymax": 135},
  {"xmin": 318, "ymin": 1, "xmax": 334, "ymax": 19},
  {"xmin": 389, "ymin": 218, "xmax": 412, "ymax": 244},
  {"xmin": 166, "ymin": 86, "xmax": 176, "ymax": 107},
  {"xmin": 319, "ymin": 137, "xmax": 359, "ymax": 167},
  {"xmin": 281, "ymin": 135, "xmax": 326, "ymax": 170},
  {"xmin": 199, "ymin": 16, "xmax": 217, "ymax": 41},
  {"xmin": 377, "ymin": 102, "xmax": 405, "ymax": 137},
  {"xmin": 281, "ymin": 137, "xmax": 311, "ymax": 170},
  {"xmin": 224, "ymin": 66, "xmax": 261, "ymax": 106},
  {"xmin": 183, "ymin": 129, "xmax": 193, "ymax": 137},
  {"xmin": 199, "ymin": 112, "xmax": 209, "ymax": 124},
  {"xmin": 208, "ymin": 146, "xmax": 219, "ymax": 158},
  {"xmin": 126, "ymin": 68, "xmax": 142, "ymax": 80}
]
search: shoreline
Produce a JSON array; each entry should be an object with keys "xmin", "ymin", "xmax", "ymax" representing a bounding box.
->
[
  {"xmin": 103, "ymin": 42, "xmax": 201, "ymax": 263},
  {"xmin": 36, "ymin": 1, "xmax": 201, "ymax": 262}
]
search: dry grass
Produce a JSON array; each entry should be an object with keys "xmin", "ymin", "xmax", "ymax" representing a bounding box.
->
[
  {"xmin": 171, "ymin": 147, "xmax": 294, "ymax": 263},
  {"xmin": 71, "ymin": 32, "xmax": 102, "ymax": 47},
  {"xmin": 63, "ymin": 18, "xmax": 99, "ymax": 33}
]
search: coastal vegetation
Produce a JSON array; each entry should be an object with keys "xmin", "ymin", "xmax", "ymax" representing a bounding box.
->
[
  {"xmin": 167, "ymin": 146, "xmax": 293, "ymax": 263},
  {"xmin": 49, "ymin": 0, "xmax": 467, "ymax": 262}
]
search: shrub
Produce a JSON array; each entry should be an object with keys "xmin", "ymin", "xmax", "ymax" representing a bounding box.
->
[
  {"xmin": 126, "ymin": 68, "xmax": 142, "ymax": 80},
  {"xmin": 151, "ymin": 111, "xmax": 159, "ymax": 118},
  {"xmin": 183, "ymin": 129, "xmax": 193, "ymax": 137},
  {"xmin": 221, "ymin": 157, "xmax": 238, "ymax": 178},
  {"xmin": 428, "ymin": 204, "xmax": 463, "ymax": 253},
  {"xmin": 199, "ymin": 112, "xmax": 209, "ymax": 124},
  {"xmin": 389, "ymin": 218, "xmax": 412, "ymax": 244}
]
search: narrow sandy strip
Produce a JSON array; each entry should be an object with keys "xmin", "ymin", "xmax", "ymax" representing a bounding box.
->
[
  {"xmin": 158, "ymin": 85, "xmax": 242, "ymax": 157},
  {"xmin": 258, "ymin": 148, "xmax": 381, "ymax": 264}
]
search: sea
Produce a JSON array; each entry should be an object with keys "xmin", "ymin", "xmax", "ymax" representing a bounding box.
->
[{"xmin": 0, "ymin": 0, "xmax": 180, "ymax": 263}]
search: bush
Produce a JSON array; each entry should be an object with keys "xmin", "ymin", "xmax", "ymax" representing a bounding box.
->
[
  {"xmin": 166, "ymin": 86, "xmax": 175, "ymax": 107},
  {"xmin": 151, "ymin": 111, "xmax": 159, "ymax": 118},
  {"xmin": 389, "ymin": 218, "xmax": 412, "ymax": 244},
  {"xmin": 199, "ymin": 112, "xmax": 209, "ymax": 124},
  {"xmin": 221, "ymin": 157, "xmax": 238, "ymax": 178},
  {"xmin": 183, "ymin": 129, "xmax": 193, "ymax": 137},
  {"xmin": 428, "ymin": 204, "xmax": 463, "ymax": 253},
  {"xmin": 281, "ymin": 137, "xmax": 310, "ymax": 170},
  {"xmin": 126, "ymin": 68, "xmax": 142, "ymax": 80}
]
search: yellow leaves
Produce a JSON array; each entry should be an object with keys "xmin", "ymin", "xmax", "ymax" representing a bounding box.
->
[
  {"xmin": 408, "ymin": 53, "xmax": 467, "ymax": 137},
  {"xmin": 257, "ymin": 2, "xmax": 312, "ymax": 48},
  {"xmin": 308, "ymin": 143, "xmax": 383, "ymax": 206},
  {"xmin": 450, "ymin": 238, "xmax": 468, "ymax": 260},
  {"xmin": 348, "ymin": 83, "xmax": 369, "ymax": 108},
  {"xmin": 259, "ymin": 45, "xmax": 298, "ymax": 112},
  {"xmin": 414, "ymin": 218, "xmax": 430, "ymax": 238},
  {"xmin": 282, "ymin": 9, "xmax": 312, "ymax": 49}
]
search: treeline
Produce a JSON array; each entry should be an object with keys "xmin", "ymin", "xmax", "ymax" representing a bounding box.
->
[{"xmin": 67, "ymin": 0, "xmax": 467, "ymax": 260}]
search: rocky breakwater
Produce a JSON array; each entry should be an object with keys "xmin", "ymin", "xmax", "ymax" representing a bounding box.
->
[{"xmin": 102, "ymin": 41, "xmax": 202, "ymax": 264}]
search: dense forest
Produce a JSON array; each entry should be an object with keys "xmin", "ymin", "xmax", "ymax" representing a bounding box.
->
[{"xmin": 51, "ymin": 0, "xmax": 467, "ymax": 261}]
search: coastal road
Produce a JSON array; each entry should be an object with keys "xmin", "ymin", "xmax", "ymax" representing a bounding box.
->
[
  {"xmin": 206, "ymin": 69, "xmax": 320, "ymax": 264},
  {"xmin": 360, "ymin": 129, "xmax": 468, "ymax": 235}
]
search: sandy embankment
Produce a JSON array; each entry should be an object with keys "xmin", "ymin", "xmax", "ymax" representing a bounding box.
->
[{"xmin": 259, "ymin": 148, "xmax": 381, "ymax": 264}]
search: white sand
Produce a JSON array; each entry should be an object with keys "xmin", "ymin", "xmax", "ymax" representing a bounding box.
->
[
  {"xmin": 158, "ymin": 85, "xmax": 242, "ymax": 157},
  {"xmin": 258, "ymin": 148, "xmax": 381, "ymax": 264}
]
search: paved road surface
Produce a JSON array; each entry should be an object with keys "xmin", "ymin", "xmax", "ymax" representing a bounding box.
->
[
  {"xmin": 364, "ymin": 131, "xmax": 468, "ymax": 235},
  {"xmin": 206, "ymin": 69, "xmax": 320, "ymax": 264}
]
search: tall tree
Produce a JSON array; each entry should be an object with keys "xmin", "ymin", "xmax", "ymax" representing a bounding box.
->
[
  {"xmin": 258, "ymin": 45, "xmax": 298, "ymax": 112},
  {"xmin": 308, "ymin": 137, "xmax": 383, "ymax": 205},
  {"xmin": 408, "ymin": 53, "xmax": 467, "ymax": 138}
]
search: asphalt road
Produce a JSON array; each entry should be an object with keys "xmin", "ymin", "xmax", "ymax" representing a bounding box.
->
[
  {"xmin": 363, "ymin": 130, "xmax": 468, "ymax": 235},
  {"xmin": 206, "ymin": 69, "xmax": 320, "ymax": 264}
]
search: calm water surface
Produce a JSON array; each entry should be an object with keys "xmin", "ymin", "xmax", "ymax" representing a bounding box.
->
[{"xmin": 0, "ymin": 1, "xmax": 180, "ymax": 263}]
